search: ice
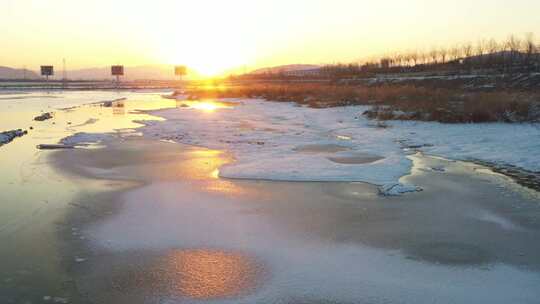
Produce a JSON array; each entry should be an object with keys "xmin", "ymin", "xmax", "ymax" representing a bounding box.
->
[
  {"xmin": 390, "ymin": 121, "xmax": 540, "ymax": 171},
  {"xmin": 86, "ymin": 181, "xmax": 540, "ymax": 304},
  {"xmin": 0, "ymin": 129, "xmax": 27, "ymax": 146},
  {"xmin": 474, "ymin": 211, "xmax": 522, "ymax": 231},
  {"xmin": 144, "ymin": 100, "xmax": 411, "ymax": 187},
  {"xmin": 60, "ymin": 132, "xmax": 111, "ymax": 146},
  {"xmin": 144, "ymin": 98, "xmax": 540, "ymax": 190},
  {"xmin": 378, "ymin": 183, "xmax": 423, "ymax": 196},
  {"xmin": 53, "ymin": 297, "xmax": 69, "ymax": 303}
]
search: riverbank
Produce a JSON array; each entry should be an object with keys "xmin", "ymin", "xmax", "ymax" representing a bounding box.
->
[{"xmin": 178, "ymin": 82, "xmax": 540, "ymax": 123}]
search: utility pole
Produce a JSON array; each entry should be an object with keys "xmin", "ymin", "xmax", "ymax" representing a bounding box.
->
[{"xmin": 62, "ymin": 58, "xmax": 67, "ymax": 89}]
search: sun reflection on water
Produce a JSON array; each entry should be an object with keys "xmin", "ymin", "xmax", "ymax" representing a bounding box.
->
[
  {"xmin": 163, "ymin": 249, "xmax": 264, "ymax": 299},
  {"xmin": 211, "ymin": 168, "xmax": 220, "ymax": 179},
  {"xmin": 111, "ymin": 249, "xmax": 265, "ymax": 300},
  {"xmin": 168, "ymin": 149, "xmax": 245, "ymax": 196},
  {"xmin": 178, "ymin": 100, "xmax": 236, "ymax": 112}
]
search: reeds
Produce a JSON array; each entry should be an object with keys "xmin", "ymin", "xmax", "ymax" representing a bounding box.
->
[{"xmin": 180, "ymin": 83, "xmax": 540, "ymax": 123}]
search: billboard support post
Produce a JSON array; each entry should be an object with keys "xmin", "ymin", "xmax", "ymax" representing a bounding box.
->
[{"xmin": 174, "ymin": 66, "xmax": 187, "ymax": 83}]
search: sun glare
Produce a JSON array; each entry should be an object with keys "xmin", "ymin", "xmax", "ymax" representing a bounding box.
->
[
  {"xmin": 182, "ymin": 100, "xmax": 233, "ymax": 112},
  {"xmin": 167, "ymin": 49, "xmax": 247, "ymax": 78},
  {"xmin": 191, "ymin": 102, "xmax": 219, "ymax": 112},
  {"xmin": 155, "ymin": 6, "xmax": 253, "ymax": 79}
]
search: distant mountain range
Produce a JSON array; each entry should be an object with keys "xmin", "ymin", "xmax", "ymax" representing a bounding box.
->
[
  {"xmin": 0, "ymin": 66, "xmax": 40, "ymax": 80},
  {"xmin": 249, "ymin": 64, "xmax": 321, "ymax": 75},
  {"xmin": 65, "ymin": 65, "xmax": 177, "ymax": 80},
  {"xmin": 0, "ymin": 64, "xmax": 324, "ymax": 81},
  {"xmin": 0, "ymin": 65, "xmax": 179, "ymax": 81}
]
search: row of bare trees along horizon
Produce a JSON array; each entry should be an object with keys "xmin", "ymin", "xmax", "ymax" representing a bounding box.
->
[{"xmin": 321, "ymin": 33, "xmax": 540, "ymax": 76}]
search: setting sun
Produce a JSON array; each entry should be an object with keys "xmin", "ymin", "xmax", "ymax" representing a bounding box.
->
[
  {"xmin": 5, "ymin": 0, "xmax": 540, "ymax": 75},
  {"xmin": 160, "ymin": 32, "xmax": 250, "ymax": 77}
]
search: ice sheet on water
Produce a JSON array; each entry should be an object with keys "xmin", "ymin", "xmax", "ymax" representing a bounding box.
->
[
  {"xmin": 390, "ymin": 121, "xmax": 540, "ymax": 171},
  {"xmin": 378, "ymin": 183, "xmax": 423, "ymax": 196},
  {"xmin": 143, "ymin": 98, "xmax": 540, "ymax": 191},
  {"xmin": 144, "ymin": 100, "xmax": 412, "ymax": 187},
  {"xmin": 61, "ymin": 132, "xmax": 111, "ymax": 146}
]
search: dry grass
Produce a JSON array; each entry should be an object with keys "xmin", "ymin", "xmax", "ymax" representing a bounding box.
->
[{"xmin": 179, "ymin": 83, "xmax": 540, "ymax": 123}]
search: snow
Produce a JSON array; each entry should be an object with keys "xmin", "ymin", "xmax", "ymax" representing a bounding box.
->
[
  {"xmin": 144, "ymin": 100, "xmax": 411, "ymax": 188},
  {"xmin": 378, "ymin": 183, "xmax": 423, "ymax": 196},
  {"xmin": 0, "ymin": 129, "xmax": 27, "ymax": 146},
  {"xmin": 144, "ymin": 98, "xmax": 540, "ymax": 191},
  {"xmin": 389, "ymin": 121, "xmax": 540, "ymax": 171},
  {"xmin": 60, "ymin": 132, "xmax": 111, "ymax": 146}
]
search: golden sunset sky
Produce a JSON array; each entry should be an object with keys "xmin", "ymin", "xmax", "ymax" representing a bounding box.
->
[{"xmin": 2, "ymin": 0, "xmax": 540, "ymax": 76}]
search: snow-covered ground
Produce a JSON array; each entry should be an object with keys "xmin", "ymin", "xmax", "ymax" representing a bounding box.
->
[
  {"xmin": 390, "ymin": 121, "xmax": 540, "ymax": 172},
  {"xmin": 143, "ymin": 98, "xmax": 540, "ymax": 193}
]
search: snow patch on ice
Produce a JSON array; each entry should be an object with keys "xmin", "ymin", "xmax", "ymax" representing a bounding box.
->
[
  {"xmin": 378, "ymin": 183, "xmax": 423, "ymax": 196},
  {"xmin": 143, "ymin": 98, "xmax": 540, "ymax": 192},
  {"xmin": 60, "ymin": 132, "xmax": 111, "ymax": 146},
  {"xmin": 390, "ymin": 121, "xmax": 540, "ymax": 171},
  {"xmin": 144, "ymin": 100, "xmax": 412, "ymax": 187}
]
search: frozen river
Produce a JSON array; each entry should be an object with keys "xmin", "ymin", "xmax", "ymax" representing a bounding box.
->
[{"xmin": 1, "ymin": 91, "xmax": 540, "ymax": 303}]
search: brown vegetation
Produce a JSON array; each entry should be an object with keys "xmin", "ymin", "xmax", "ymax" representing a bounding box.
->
[{"xmin": 180, "ymin": 83, "xmax": 540, "ymax": 123}]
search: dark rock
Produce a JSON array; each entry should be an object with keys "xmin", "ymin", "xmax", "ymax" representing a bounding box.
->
[{"xmin": 34, "ymin": 112, "xmax": 53, "ymax": 121}]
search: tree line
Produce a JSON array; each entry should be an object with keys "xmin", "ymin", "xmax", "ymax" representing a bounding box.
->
[{"xmin": 322, "ymin": 33, "xmax": 540, "ymax": 77}]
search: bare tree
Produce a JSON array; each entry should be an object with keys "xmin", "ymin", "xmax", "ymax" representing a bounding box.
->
[
  {"xmin": 461, "ymin": 42, "xmax": 473, "ymax": 71},
  {"xmin": 462, "ymin": 42, "xmax": 473, "ymax": 58},
  {"xmin": 394, "ymin": 53, "xmax": 404, "ymax": 68},
  {"xmin": 439, "ymin": 47, "xmax": 448, "ymax": 64},
  {"xmin": 486, "ymin": 39, "xmax": 499, "ymax": 54},
  {"xmin": 505, "ymin": 34, "xmax": 522, "ymax": 67},
  {"xmin": 405, "ymin": 53, "xmax": 413, "ymax": 67},
  {"xmin": 486, "ymin": 38, "xmax": 501, "ymax": 67},
  {"xmin": 410, "ymin": 51, "xmax": 419, "ymax": 67},
  {"xmin": 429, "ymin": 48, "xmax": 439, "ymax": 65},
  {"xmin": 419, "ymin": 51, "xmax": 428, "ymax": 66},
  {"xmin": 477, "ymin": 40, "xmax": 487, "ymax": 65},
  {"xmin": 524, "ymin": 32, "xmax": 535, "ymax": 69}
]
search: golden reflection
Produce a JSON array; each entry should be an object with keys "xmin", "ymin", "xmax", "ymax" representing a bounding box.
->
[
  {"xmin": 112, "ymin": 106, "xmax": 126, "ymax": 115},
  {"xmin": 182, "ymin": 100, "xmax": 234, "ymax": 112},
  {"xmin": 163, "ymin": 249, "xmax": 264, "ymax": 299},
  {"xmin": 170, "ymin": 149, "xmax": 245, "ymax": 196},
  {"xmin": 111, "ymin": 249, "xmax": 265, "ymax": 299}
]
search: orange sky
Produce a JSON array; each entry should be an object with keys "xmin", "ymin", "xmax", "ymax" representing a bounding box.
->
[{"xmin": 2, "ymin": 0, "xmax": 540, "ymax": 76}]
